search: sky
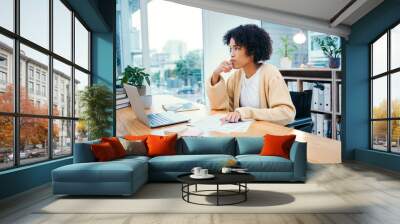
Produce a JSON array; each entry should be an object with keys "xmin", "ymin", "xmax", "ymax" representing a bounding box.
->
[
  {"xmin": 146, "ymin": 0, "xmax": 203, "ymax": 52},
  {"xmin": 0, "ymin": 0, "xmax": 88, "ymax": 75}
]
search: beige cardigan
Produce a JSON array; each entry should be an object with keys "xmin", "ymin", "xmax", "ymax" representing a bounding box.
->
[{"xmin": 206, "ymin": 63, "xmax": 296, "ymax": 125}]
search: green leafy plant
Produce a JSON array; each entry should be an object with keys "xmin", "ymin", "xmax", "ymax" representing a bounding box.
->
[
  {"xmin": 277, "ymin": 35, "xmax": 298, "ymax": 59},
  {"xmin": 120, "ymin": 66, "xmax": 150, "ymax": 87},
  {"xmin": 79, "ymin": 84, "xmax": 113, "ymax": 140},
  {"xmin": 314, "ymin": 35, "xmax": 341, "ymax": 59}
]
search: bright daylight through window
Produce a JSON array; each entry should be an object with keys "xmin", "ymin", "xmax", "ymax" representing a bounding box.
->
[
  {"xmin": 0, "ymin": 0, "xmax": 91, "ymax": 170},
  {"xmin": 371, "ymin": 23, "xmax": 400, "ymax": 153}
]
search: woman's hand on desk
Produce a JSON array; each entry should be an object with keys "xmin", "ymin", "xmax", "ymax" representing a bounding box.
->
[{"xmin": 220, "ymin": 111, "xmax": 241, "ymax": 124}]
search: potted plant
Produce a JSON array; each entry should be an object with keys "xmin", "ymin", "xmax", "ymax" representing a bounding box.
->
[
  {"xmin": 278, "ymin": 35, "xmax": 298, "ymax": 69},
  {"xmin": 314, "ymin": 36, "xmax": 342, "ymax": 68},
  {"xmin": 119, "ymin": 66, "xmax": 151, "ymax": 96},
  {"xmin": 79, "ymin": 84, "xmax": 113, "ymax": 140}
]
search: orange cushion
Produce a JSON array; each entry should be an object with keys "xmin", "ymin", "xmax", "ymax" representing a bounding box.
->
[
  {"xmin": 124, "ymin": 135, "xmax": 149, "ymax": 142},
  {"xmin": 259, "ymin": 134, "xmax": 296, "ymax": 159},
  {"xmin": 91, "ymin": 142, "xmax": 118, "ymax": 162},
  {"xmin": 101, "ymin": 137, "xmax": 126, "ymax": 158},
  {"xmin": 146, "ymin": 134, "xmax": 178, "ymax": 157}
]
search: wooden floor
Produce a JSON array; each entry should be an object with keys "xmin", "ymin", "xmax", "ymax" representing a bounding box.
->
[{"xmin": 1, "ymin": 162, "xmax": 400, "ymax": 224}]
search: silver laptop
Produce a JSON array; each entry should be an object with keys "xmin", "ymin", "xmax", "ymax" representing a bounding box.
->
[{"xmin": 124, "ymin": 84, "xmax": 190, "ymax": 128}]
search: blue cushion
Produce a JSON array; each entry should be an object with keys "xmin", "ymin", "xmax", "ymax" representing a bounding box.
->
[
  {"xmin": 236, "ymin": 137, "xmax": 264, "ymax": 155},
  {"xmin": 116, "ymin": 155, "xmax": 150, "ymax": 163},
  {"xmin": 149, "ymin": 154, "xmax": 235, "ymax": 172},
  {"xmin": 73, "ymin": 139, "xmax": 100, "ymax": 163},
  {"xmin": 236, "ymin": 155, "xmax": 293, "ymax": 172},
  {"xmin": 177, "ymin": 137, "xmax": 236, "ymax": 155}
]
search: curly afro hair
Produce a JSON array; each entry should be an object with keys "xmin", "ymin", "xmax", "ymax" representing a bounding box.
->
[{"xmin": 223, "ymin": 24, "xmax": 272, "ymax": 63}]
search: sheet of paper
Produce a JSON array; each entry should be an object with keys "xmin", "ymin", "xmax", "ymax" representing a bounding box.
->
[{"xmin": 190, "ymin": 115, "xmax": 253, "ymax": 133}]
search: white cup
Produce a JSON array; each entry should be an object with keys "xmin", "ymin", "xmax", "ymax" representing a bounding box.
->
[
  {"xmin": 221, "ymin": 167, "xmax": 232, "ymax": 174},
  {"xmin": 200, "ymin": 169, "xmax": 208, "ymax": 176},
  {"xmin": 191, "ymin": 167, "xmax": 202, "ymax": 176}
]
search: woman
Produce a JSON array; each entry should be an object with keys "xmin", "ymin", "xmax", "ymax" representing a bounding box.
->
[{"xmin": 207, "ymin": 24, "xmax": 295, "ymax": 125}]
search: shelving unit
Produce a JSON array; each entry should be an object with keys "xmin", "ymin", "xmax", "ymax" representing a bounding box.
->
[{"xmin": 281, "ymin": 68, "xmax": 342, "ymax": 140}]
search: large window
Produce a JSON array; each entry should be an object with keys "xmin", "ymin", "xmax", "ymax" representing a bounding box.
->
[
  {"xmin": 148, "ymin": 0, "xmax": 203, "ymax": 103},
  {"xmin": 116, "ymin": 0, "xmax": 342, "ymax": 107},
  {"xmin": 371, "ymin": 23, "xmax": 400, "ymax": 153},
  {"xmin": 0, "ymin": 0, "xmax": 91, "ymax": 171}
]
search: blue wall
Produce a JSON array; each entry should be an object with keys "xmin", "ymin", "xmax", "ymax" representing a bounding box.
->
[
  {"xmin": 344, "ymin": 0, "xmax": 400, "ymax": 171},
  {"xmin": 92, "ymin": 32, "xmax": 115, "ymax": 136},
  {"xmin": 0, "ymin": 0, "xmax": 115, "ymax": 200},
  {"xmin": 0, "ymin": 158, "xmax": 72, "ymax": 199}
]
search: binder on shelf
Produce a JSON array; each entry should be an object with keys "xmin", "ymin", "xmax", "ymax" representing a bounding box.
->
[
  {"xmin": 323, "ymin": 119, "xmax": 332, "ymax": 138},
  {"xmin": 311, "ymin": 113, "xmax": 317, "ymax": 134},
  {"xmin": 312, "ymin": 84, "xmax": 319, "ymax": 110},
  {"xmin": 324, "ymin": 83, "xmax": 331, "ymax": 112},
  {"xmin": 318, "ymin": 85, "xmax": 325, "ymax": 111},
  {"xmin": 316, "ymin": 114, "xmax": 325, "ymax": 136}
]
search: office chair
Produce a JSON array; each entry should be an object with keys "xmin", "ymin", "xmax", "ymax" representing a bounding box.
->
[{"xmin": 286, "ymin": 89, "xmax": 313, "ymax": 133}]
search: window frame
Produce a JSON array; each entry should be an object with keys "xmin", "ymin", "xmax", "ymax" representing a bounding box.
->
[
  {"xmin": 370, "ymin": 19, "xmax": 400, "ymax": 154},
  {"xmin": 0, "ymin": 0, "xmax": 92, "ymax": 171}
]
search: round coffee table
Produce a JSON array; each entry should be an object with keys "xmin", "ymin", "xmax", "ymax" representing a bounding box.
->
[{"xmin": 177, "ymin": 173, "xmax": 255, "ymax": 206}]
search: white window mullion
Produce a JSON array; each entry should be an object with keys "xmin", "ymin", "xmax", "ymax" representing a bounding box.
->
[{"xmin": 140, "ymin": 0, "xmax": 150, "ymax": 71}]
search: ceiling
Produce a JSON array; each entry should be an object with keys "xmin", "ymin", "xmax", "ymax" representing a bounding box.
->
[
  {"xmin": 169, "ymin": 0, "xmax": 384, "ymax": 37},
  {"xmin": 223, "ymin": 0, "xmax": 385, "ymax": 28}
]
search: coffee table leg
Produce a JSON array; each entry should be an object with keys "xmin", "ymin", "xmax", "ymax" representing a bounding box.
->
[
  {"xmin": 245, "ymin": 183, "xmax": 247, "ymax": 201},
  {"xmin": 217, "ymin": 184, "xmax": 219, "ymax": 206},
  {"xmin": 195, "ymin": 184, "xmax": 197, "ymax": 192},
  {"xmin": 187, "ymin": 184, "xmax": 190, "ymax": 202}
]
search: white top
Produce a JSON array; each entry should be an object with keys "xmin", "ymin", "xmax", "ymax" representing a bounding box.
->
[{"xmin": 239, "ymin": 67, "xmax": 261, "ymax": 108}]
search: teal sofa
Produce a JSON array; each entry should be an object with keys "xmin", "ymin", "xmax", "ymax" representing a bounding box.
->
[{"xmin": 52, "ymin": 137, "xmax": 307, "ymax": 196}]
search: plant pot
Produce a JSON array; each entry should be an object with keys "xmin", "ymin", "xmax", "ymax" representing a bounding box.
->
[
  {"xmin": 329, "ymin": 57, "xmax": 341, "ymax": 69},
  {"xmin": 136, "ymin": 85, "xmax": 147, "ymax": 96},
  {"xmin": 280, "ymin": 57, "xmax": 292, "ymax": 69}
]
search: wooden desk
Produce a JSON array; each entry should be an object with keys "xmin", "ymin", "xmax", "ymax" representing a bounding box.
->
[{"xmin": 116, "ymin": 95, "xmax": 341, "ymax": 164}]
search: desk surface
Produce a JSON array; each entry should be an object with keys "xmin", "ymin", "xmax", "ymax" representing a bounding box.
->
[{"xmin": 116, "ymin": 95, "xmax": 341, "ymax": 164}]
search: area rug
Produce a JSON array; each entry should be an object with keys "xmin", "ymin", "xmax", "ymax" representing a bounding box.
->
[{"xmin": 37, "ymin": 183, "xmax": 361, "ymax": 214}]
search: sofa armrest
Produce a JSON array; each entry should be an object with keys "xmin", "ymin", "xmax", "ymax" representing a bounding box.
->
[
  {"xmin": 73, "ymin": 140, "xmax": 100, "ymax": 163},
  {"xmin": 289, "ymin": 141, "xmax": 307, "ymax": 181}
]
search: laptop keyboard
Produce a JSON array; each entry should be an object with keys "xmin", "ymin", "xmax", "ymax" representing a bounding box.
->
[{"xmin": 148, "ymin": 113, "xmax": 177, "ymax": 127}]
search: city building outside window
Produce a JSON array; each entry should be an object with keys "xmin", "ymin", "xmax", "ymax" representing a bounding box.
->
[
  {"xmin": 371, "ymin": 23, "xmax": 400, "ymax": 154},
  {"xmin": 0, "ymin": 0, "xmax": 91, "ymax": 170},
  {"xmin": 0, "ymin": 71, "xmax": 6, "ymax": 85},
  {"xmin": 0, "ymin": 55, "xmax": 6, "ymax": 67},
  {"xmin": 28, "ymin": 67, "xmax": 34, "ymax": 80},
  {"xmin": 28, "ymin": 81, "xmax": 34, "ymax": 94}
]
